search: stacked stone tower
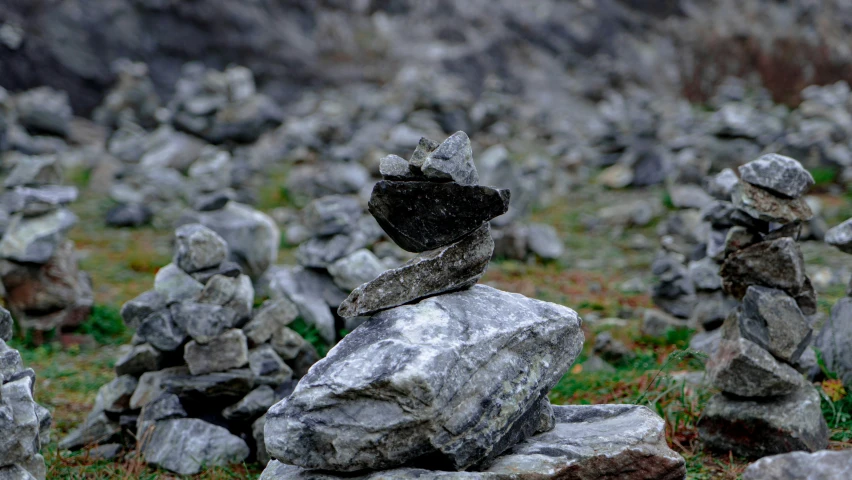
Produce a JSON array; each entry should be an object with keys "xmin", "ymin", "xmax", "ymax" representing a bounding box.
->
[
  {"xmin": 259, "ymin": 132, "xmax": 686, "ymax": 479},
  {"xmin": 699, "ymin": 154, "xmax": 829, "ymax": 457}
]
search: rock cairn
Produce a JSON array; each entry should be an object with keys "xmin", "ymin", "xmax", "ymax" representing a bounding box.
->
[
  {"xmin": 698, "ymin": 154, "xmax": 829, "ymax": 458},
  {"xmin": 0, "ymin": 153, "xmax": 93, "ymax": 334},
  {"xmin": 59, "ymin": 224, "xmax": 315, "ymax": 475},
  {"xmin": 815, "ymin": 217, "xmax": 852, "ymax": 385},
  {"xmin": 0, "ymin": 307, "xmax": 52, "ymax": 480},
  {"xmin": 259, "ymin": 132, "xmax": 685, "ymax": 479}
]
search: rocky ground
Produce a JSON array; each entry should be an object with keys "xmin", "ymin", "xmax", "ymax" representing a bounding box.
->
[{"xmin": 4, "ymin": 160, "xmax": 849, "ymax": 479}]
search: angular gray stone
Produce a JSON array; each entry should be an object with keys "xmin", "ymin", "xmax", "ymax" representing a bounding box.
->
[
  {"xmin": 825, "ymin": 218, "xmax": 852, "ymax": 254},
  {"xmin": 380, "ymin": 154, "xmax": 421, "ymax": 181},
  {"xmin": 743, "ymin": 449, "xmax": 852, "ymax": 480},
  {"xmin": 173, "ymin": 223, "xmax": 228, "ymax": 273},
  {"xmin": 253, "ymin": 414, "xmax": 270, "ymax": 465},
  {"xmin": 15, "ymin": 87, "xmax": 72, "ymax": 137},
  {"xmin": 173, "ymin": 302, "xmax": 237, "ymax": 344},
  {"xmin": 3, "ymin": 155, "xmax": 62, "ymax": 188},
  {"xmin": 260, "ymin": 405, "xmax": 685, "ymax": 480},
  {"xmin": 120, "ymin": 290, "xmax": 166, "ymax": 329},
  {"xmin": 526, "ymin": 223, "xmax": 564, "ymax": 260},
  {"xmin": 0, "ymin": 307, "xmax": 12, "ymax": 342},
  {"xmin": 641, "ymin": 309, "xmax": 686, "ymax": 338},
  {"xmin": 196, "ymin": 274, "xmax": 254, "ymax": 320},
  {"xmin": 739, "ymin": 286, "xmax": 812, "ymax": 363},
  {"xmin": 0, "ymin": 376, "xmax": 40, "ymax": 466},
  {"xmin": 327, "ymin": 249, "xmax": 385, "ymax": 292},
  {"xmin": 724, "ymin": 225, "xmax": 760, "ymax": 257},
  {"xmin": 0, "ymin": 340, "xmax": 23, "ymax": 378},
  {"xmin": 190, "ymin": 260, "xmax": 242, "ymax": 284},
  {"xmin": 688, "ymin": 257, "xmax": 722, "ymax": 291},
  {"xmin": 141, "ymin": 418, "xmax": 249, "ymax": 475},
  {"xmin": 159, "ymin": 368, "xmax": 255, "ymax": 405},
  {"xmin": 267, "ymin": 266, "xmax": 347, "ymax": 344},
  {"xmin": 708, "ymin": 337, "xmax": 806, "ymax": 397},
  {"xmin": 0, "ymin": 463, "xmax": 40, "ymax": 480},
  {"xmin": 408, "ymin": 136, "xmax": 440, "ymax": 170},
  {"xmin": 58, "ymin": 411, "xmax": 120, "ymax": 451},
  {"xmin": 720, "ymin": 238, "xmax": 806, "ymax": 299},
  {"xmin": 0, "ymin": 209, "xmax": 78, "ymax": 263},
  {"xmin": 130, "ymin": 367, "xmax": 189, "ymax": 410},
  {"xmin": 249, "ymin": 344, "xmax": 292, "ymax": 379},
  {"xmin": 137, "ymin": 393, "xmax": 187, "ymax": 438},
  {"xmin": 698, "ymin": 387, "xmax": 828, "ymax": 458},
  {"xmin": 302, "ymin": 195, "xmax": 362, "ymax": 237},
  {"xmin": 153, "ymin": 264, "xmax": 204, "ymax": 304},
  {"xmin": 669, "ymin": 184, "xmax": 713, "ymax": 210},
  {"xmin": 368, "ymin": 180, "xmax": 510, "ymax": 252},
  {"xmin": 705, "ymin": 168, "xmax": 739, "ymax": 200},
  {"xmin": 243, "ymin": 298, "xmax": 299, "ymax": 346},
  {"xmin": 178, "ymin": 202, "xmax": 279, "ymax": 279},
  {"xmin": 732, "ymin": 181, "xmax": 813, "ymax": 224},
  {"xmin": 222, "ymin": 385, "xmax": 276, "ymax": 422},
  {"xmin": 184, "ymin": 329, "xmax": 248, "ymax": 375},
  {"xmin": 739, "ymin": 154, "xmax": 815, "ymax": 198},
  {"xmin": 420, "ymin": 131, "xmax": 479, "ymax": 185},
  {"xmin": 816, "ymin": 297, "xmax": 852, "ymax": 386},
  {"xmin": 338, "ymin": 224, "xmax": 493, "ymax": 318},
  {"xmin": 92, "ymin": 375, "xmax": 138, "ymax": 415},
  {"xmin": 269, "ymin": 327, "xmax": 307, "ymax": 361},
  {"xmin": 137, "ymin": 309, "xmax": 186, "ymax": 352},
  {"xmin": 689, "ymin": 329, "xmax": 722, "ymax": 357},
  {"xmin": 3, "ymin": 186, "xmax": 78, "ymax": 216},
  {"xmin": 265, "ymin": 285, "xmax": 583, "ymax": 472},
  {"xmin": 115, "ymin": 343, "xmax": 163, "ymax": 377},
  {"xmin": 295, "ymin": 230, "xmax": 372, "ymax": 268}
]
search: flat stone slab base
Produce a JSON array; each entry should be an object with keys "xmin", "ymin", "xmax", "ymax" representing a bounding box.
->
[{"xmin": 260, "ymin": 404, "xmax": 686, "ymax": 480}]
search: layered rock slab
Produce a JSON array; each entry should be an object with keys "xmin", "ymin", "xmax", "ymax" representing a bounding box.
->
[
  {"xmin": 368, "ymin": 181, "xmax": 509, "ymax": 252},
  {"xmin": 338, "ymin": 224, "xmax": 494, "ymax": 317},
  {"xmin": 260, "ymin": 405, "xmax": 685, "ymax": 480},
  {"xmin": 265, "ymin": 285, "xmax": 584, "ymax": 472},
  {"xmin": 698, "ymin": 387, "xmax": 828, "ymax": 458}
]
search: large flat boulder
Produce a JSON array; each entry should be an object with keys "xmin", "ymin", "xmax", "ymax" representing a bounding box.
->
[
  {"xmin": 265, "ymin": 285, "xmax": 583, "ymax": 472},
  {"xmin": 260, "ymin": 405, "xmax": 685, "ymax": 480}
]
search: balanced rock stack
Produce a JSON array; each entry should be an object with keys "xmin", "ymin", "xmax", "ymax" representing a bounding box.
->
[
  {"xmin": 60, "ymin": 224, "xmax": 316, "ymax": 475},
  {"xmin": 699, "ymin": 154, "xmax": 829, "ymax": 457},
  {"xmin": 0, "ymin": 307, "xmax": 52, "ymax": 480},
  {"xmin": 260, "ymin": 132, "xmax": 686, "ymax": 479},
  {"xmin": 815, "ymin": 216, "xmax": 852, "ymax": 385},
  {"xmin": 0, "ymin": 153, "xmax": 93, "ymax": 334}
]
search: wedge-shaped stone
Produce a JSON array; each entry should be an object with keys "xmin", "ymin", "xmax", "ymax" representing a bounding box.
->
[
  {"xmin": 420, "ymin": 131, "xmax": 479, "ymax": 185},
  {"xmin": 732, "ymin": 181, "xmax": 813, "ymax": 224},
  {"xmin": 0, "ymin": 209, "xmax": 77, "ymax": 263},
  {"xmin": 826, "ymin": 217, "xmax": 852, "ymax": 254},
  {"xmin": 708, "ymin": 338, "xmax": 805, "ymax": 397},
  {"xmin": 698, "ymin": 387, "xmax": 828, "ymax": 458},
  {"xmin": 739, "ymin": 286, "xmax": 812, "ymax": 363},
  {"xmin": 338, "ymin": 225, "xmax": 493, "ymax": 317},
  {"xmin": 738, "ymin": 153, "xmax": 814, "ymax": 198},
  {"xmin": 368, "ymin": 180, "xmax": 509, "ymax": 252},
  {"xmin": 173, "ymin": 223, "xmax": 228, "ymax": 273},
  {"xmin": 265, "ymin": 285, "xmax": 583, "ymax": 472},
  {"xmin": 141, "ymin": 418, "xmax": 249, "ymax": 475},
  {"xmin": 260, "ymin": 405, "xmax": 685, "ymax": 480},
  {"xmin": 720, "ymin": 238, "xmax": 806, "ymax": 299}
]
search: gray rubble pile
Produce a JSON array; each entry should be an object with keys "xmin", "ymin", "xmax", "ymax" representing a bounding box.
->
[
  {"xmin": 815, "ymin": 216, "xmax": 852, "ymax": 386},
  {"xmin": 698, "ymin": 154, "xmax": 828, "ymax": 458},
  {"xmin": 0, "ymin": 151, "xmax": 93, "ymax": 333},
  {"xmin": 59, "ymin": 224, "xmax": 313, "ymax": 475},
  {"xmin": 0, "ymin": 306, "xmax": 52, "ymax": 480},
  {"xmin": 259, "ymin": 132, "xmax": 686, "ymax": 479}
]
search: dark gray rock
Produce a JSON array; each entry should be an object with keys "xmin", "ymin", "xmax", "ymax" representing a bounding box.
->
[
  {"xmin": 173, "ymin": 223, "xmax": 228, "ymax": 273},
  {"xmin": 593, "ymin": 331, "xmax": 636, "ymax": 366},
  {"xmin": 265, "ymin": 285, "xmax": 583, "ymax": 472},
  {"xmin": 327, "ymin": 249, "xmax": 385, "ymax": 292},
  {"xmin": 269, "ymin": 327, "xmax": 307, "ymax": 361},
  {"xmin": 720, "ymin": 238, "xmax": 806, "ymax": 299},
  {"xmin": 698, "ymin": 387, "xmax": 828, "ymax": 458},
  {"xmin": 3, "ymin": 186, "xmax": 78, "ymax": 216},
  {"xmin": 825, "ymin": 218, "xmax": 852, "ymax": 254},
  {"xmin": 0, "ymin": 209, "xmax": 78, "ymax": 263},
  {"xmin": 2, "ymin": 155, "xmax": 62, "ymax": 188},
  {"xmin": 136, "ymin": 393, "xmax": 187, "ymax": 438},
  {"xmin": 129, "ymin": 367, "xmax": 189, "ymax": 410},
  {"xmin": 0, "ymin": 376, "xmax": 40, "ymax": 468},
  {"xmin": 15, "ymin": 87, "xmax": 72, "ymax": 137},
  {"xmin": 295, "ymin": 230, "xmax": 371, "ymax": 269},
  {"xmin": 408, "ymin": 137, "xmax": 440, "ymax": 170},
  {"xmin": 689, "ymin": 329, "xmax": 722, "ymax": 357},
  {"xmin": 114, "ymin": 343, "xmax": 163, "ymax": 377},
  {"xmin": 743, "ymin": 449, "xmax": 852, "ymax": 480},
  {"xmin": 184, "ymin": 329, "xmax": 248, "ymax": 375},
  {"xmin": 141, "ymin": 418, "xmax": 249, "ymax": 475},
  {"xmin": 173, "ymin": 302, "xmax": 237, "ymax": 344},
  {"xmin": 222, "ymin": 385, "xmax": 276, "ymax": 422},
  {"xmin": 120, "ymin": 290, "xmax": 166, "ymax": 329},
  {"xmin": 153, "ymin": 264, "xmax": 204, "ymax": 304},
  {"xmin": 732, "ymin": 181, "xmax": 813, "ymax": 224},
  {"xmin": 253, "ymin": 414, "xmax": 270, "ymax": 465},
  {"xmin": 816, "ymin": 297, "xmax": 852, "ymax": 386},
  {"xmin": 190, "ymin": 261, "xmax": 242, "ymax": 284},
  {"xmin": 159, "ymin": 368, "xmax": 255, "ymax": 406},
  {"xmin": 641, "ymin": 309, "xmax": 687, "ymax": 338},
  {"xmin": 0, "ymin": 340, "xmax": 23, "ymax": 378},
  {"xmin": 0, "ymin": 307, "xmax": 12, "ymax": 342},
  {"xmin": 724, "ymin": 226, "xmax": 761, "ymax": 257},
  {"xmin": 338, "ymin": 224, "xmax": 493, "ymax": 318},
  {"xmin": 248, "ymin": 344, "xmax": 292, "ymax": 379},
  {"xmin": 526, "ymin": 223, "xmax": 564, "ymax": 260},
  {"xmin": 137, "ymin": 309, "xmax": 186, "ymax": 352},
  {"xmin": 260, "ymin": 405, "xmax": 685, "ymax": 480},
  {"xmin": 92, "ymin": 375, "xmax": 138, "ymax": 414},
  {"xmin": 195, "ymin": 274, "xmax": 254, "ymax": 321},
  {"xmin": 266, "ymin": 266, "xmax": 347, "ymax": 344},
  {"xmin": 380, "ymin": 154, "xmax": 422, "ymax": 181},
  {"xmin": 740, "ymin": 286, "xmax": 812, "ymax": 363},
  {"xmin": 303, "ymin": 195, "xmax": 362, "ymax": 237},
  {"xmin": 739, "ymin": 154, "xmax": 815, "ymax": 199},
  {"xmin": 705, "ymin": 168, "xmax": 739, "ymax": 200},
  {"xmin": 58, "ymin": 411, "xmax": 120, "ymax": 451},
  {"xmin": 193, "ymin": 190, "xmax": 235, "ymax": 212},
  {"xmin": 688, "ymin": 258, "xmax": 722, "ymax": 291},
  {"xmin": 243, "ymin": 298, "xmax": 299, "ymax": 346},
  {"xmin": 708, "ymin": 337, "xmax": 806, "ymax": 397},
  {"xmin": 368, "ymin": 180, "xmax": 509, "ymax": 252},
  {"xmin": 420, "ymin": 131, "xmax": 479, "ymax": 185}
]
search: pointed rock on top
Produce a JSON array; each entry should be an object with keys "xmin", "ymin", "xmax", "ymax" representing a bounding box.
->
[
  {"xmin": 825, "ymin": 218, "xmax": 852, "ymax": 254},
  {"xmin": 379, "ymin": 154, "xmax": 422, "ymax": 181},
  {"xmin": 408, "ymin": 136, "xmax": 440, "ymax": 170},
  {"xmin": 420, "ymin": 131, "xmax": 479, "ymax": 185},
  {"xmin": 738, "ymin": 154, "xmax": 815, "ymax": 199}
]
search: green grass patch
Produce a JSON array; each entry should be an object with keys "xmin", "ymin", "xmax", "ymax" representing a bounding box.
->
[
  {"xmin": 289, "ymin": 318, "xmax": 330, "ymax": 357},
  {"xmin": 81, "ymin": 305, "xmax": 130, "ymax": 345}
]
